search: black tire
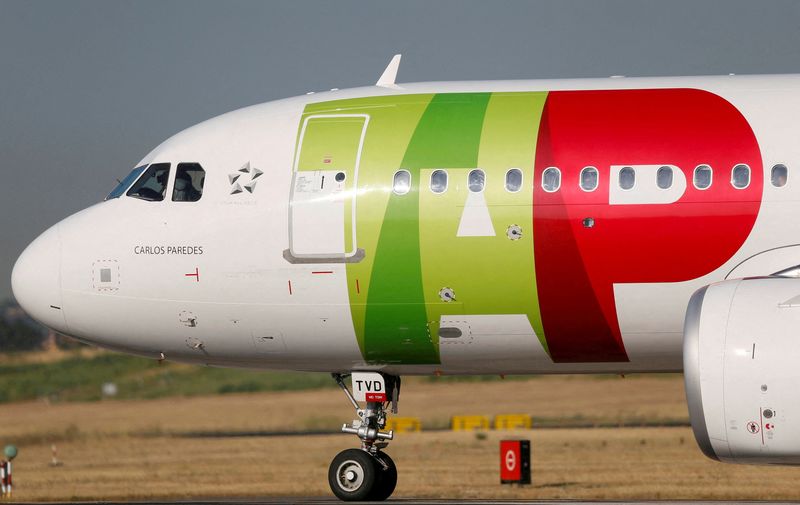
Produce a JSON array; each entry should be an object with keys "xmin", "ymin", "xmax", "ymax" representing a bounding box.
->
[
  {"xmin": 328, "ymin": 448, "xmax": 378, "ymax": 501},
  {"xmin": 370, "ymin": 451, "xmax": 398, "ymax": 501}
]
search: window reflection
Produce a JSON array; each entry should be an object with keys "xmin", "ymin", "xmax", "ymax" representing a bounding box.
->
[
  {"xmin": 430, "ymin": 170, "xmax": 448, "ymax": 194},
  {"xmin": 127, "ymin": 163, "xmax": 171, "ymax": 201},
  {"xmin": 107, "ymin": 165, "xmax": 146, "ymax": 200},
  {"xmin": 694, "ymin": 165, "xmax": 712, "ymax": 190},
  {"xmin": 657, "ymin": 166, "xmax": 673, "ymax": 190},
  {"xmin": 393, "ymin": 170, "xmax": 411, "ymax": 195},
  {"xmin": 542, "ymin": 167, "xmax": 561, "ymax": 192},
  {"xmin": 173, "ymin": 163, "xmax": 206, "ymax": 202},
  {"xmin": 772, "ymin": 164, "xmax": 788, "ymax": 188},
  {"xmin": 580, "ymin": 167, "xmax": 598, "ymax": 192},
  {"xmin": 505, "ymin": 168, "xmax": 523, "ymax": 192},
  {"xmin": 468, "ymin": 169, "xmax": 485, "ymax": 193},
  {"xmin": 619, "ymin": 166, "xmax": 635, "ymax": 190},
  {"xmin": 731, "ymin": 164, "xmax": 750, "ymax": 189}
]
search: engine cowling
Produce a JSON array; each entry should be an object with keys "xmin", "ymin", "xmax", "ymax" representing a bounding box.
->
[{"xmin": 684, "ymin": 277, "xmax": 800, "ymax": 465}]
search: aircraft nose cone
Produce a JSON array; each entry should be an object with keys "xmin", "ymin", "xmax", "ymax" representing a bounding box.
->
[{"xmin": 11, "ymin": 224, "xmax": 67, "ymax": 332}]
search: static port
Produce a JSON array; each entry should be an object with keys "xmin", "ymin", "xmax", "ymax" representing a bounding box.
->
[{"xmin": 438, "ymin": 287, "xmax": 456, "ymax": 302}]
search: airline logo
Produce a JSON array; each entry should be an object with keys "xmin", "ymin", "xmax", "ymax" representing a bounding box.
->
[
  {"xmin": 533, "ymin": 89, "xmax": 762, "ymax": 362},
  {"xmin": 295, "ymin": 89, "xmax": 762, "ymax": 365}
]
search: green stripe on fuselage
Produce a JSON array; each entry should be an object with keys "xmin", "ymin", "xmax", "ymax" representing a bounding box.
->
[
  {"xmin": 418, "ymin": 93, "xmax": 548, "ymax": 353},
  {"xmin": 364, "ymin": 93, "xmax": 491, "ymax": 363},
  {"xmin": 296, "ymin": 91, "xmax": 549, "ymax": 365}
]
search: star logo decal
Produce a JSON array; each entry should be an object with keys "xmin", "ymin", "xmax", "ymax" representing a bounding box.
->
[{"xmin": 229, "ymin": 161, "xmax": 263, "ymax": 195}]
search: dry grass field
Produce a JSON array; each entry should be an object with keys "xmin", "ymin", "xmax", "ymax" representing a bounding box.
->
[{"xmin": 1, "ymin": 374, "xmax": 798, "ymax": 501}]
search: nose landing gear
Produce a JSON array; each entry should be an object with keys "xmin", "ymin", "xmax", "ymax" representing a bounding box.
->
[{"xmin": 329, "ymin": 373, "xmax": 400, "ymax": 501}]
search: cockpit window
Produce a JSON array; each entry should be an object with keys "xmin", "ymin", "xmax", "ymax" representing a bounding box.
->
[
  {"xmin": 126, "ymin": 163, "xmax": 171, "ymax": 201},
  {"xmin": 173, "ymin": 163, "xmax": 205, "ymax": 202},
  {"xmin": 106, "ymin": 165, "xmax": 147, "ymax": 200}
]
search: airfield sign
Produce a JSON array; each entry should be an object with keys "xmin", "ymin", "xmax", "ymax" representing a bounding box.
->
[{"xmin": 500, "ymin": 439, "xmax": 531, "ymax": 485}]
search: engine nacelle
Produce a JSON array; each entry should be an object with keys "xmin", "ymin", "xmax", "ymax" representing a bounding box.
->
[{"xmin": 684, "ymin": 277, "xmax": 800, "ymax": 465}]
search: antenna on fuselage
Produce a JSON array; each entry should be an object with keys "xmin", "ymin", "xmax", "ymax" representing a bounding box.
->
[{"xmin": 376, "ymin": 54, "xmax": 402, "ymax": 88}]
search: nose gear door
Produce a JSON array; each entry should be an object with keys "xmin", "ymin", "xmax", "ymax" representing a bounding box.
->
[{"xmin": 286, "ymin": 114, "xmax": 368, "ymax": 263}]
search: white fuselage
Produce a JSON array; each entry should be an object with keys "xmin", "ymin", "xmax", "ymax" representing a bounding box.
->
[{"xmin": 12, "ymin": 74, "xmax": 800, "ymax": 376}]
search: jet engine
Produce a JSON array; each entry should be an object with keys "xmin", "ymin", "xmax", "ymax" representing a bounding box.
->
[{"xmin": 684, "ymin": 277, "xmax": 800, "ymax": 465}]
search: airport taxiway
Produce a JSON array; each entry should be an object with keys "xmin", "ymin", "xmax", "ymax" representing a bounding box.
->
[{"xmin": 11, "ymin": 500, "xmax": 800, "ymax": 505}]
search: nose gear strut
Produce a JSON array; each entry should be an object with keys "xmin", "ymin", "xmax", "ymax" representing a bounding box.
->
[{"xmin": 328, "ymin": 373, "xmax": 400, "ymax": 501}]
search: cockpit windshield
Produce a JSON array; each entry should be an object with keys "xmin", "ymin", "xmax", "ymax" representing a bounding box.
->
[
  {"xmin": 172, "ymin": 163, "xmax": 205, "ymax": 202},
  {"xmin": 105, "ymin": 165, "xmax": 147, "ymax": 200},
  {"xmin": 126, "ymin": 163, "xmax": 171, "ymax": 201}
]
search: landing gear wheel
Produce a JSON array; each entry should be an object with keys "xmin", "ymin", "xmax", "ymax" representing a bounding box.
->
[
  {"xmin": 329, "ymin": 449, "xmax": 378, "ymax": 501},
  {"xmin": 370, "ymin": 451, "xmax": 398, "ymax": 501}
]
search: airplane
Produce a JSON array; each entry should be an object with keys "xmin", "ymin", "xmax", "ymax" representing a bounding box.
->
[{"xmin": 11, "ymin": 54, "xmax": 800, "ymax": 500}]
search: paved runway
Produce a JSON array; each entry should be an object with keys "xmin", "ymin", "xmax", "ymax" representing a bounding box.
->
[{"xmin": 11, "ymin": 500, "xmax": 800, "ymax": 505}]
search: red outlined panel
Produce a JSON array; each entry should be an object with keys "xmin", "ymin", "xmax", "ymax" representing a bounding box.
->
[{"xmin": 533, "ymin": 89, "xmax": 762, "ymax": 362}]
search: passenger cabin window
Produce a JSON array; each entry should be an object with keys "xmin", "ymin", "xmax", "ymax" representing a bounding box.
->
[
  {"xmin": 106, "ymin": 165, "xmax": 146, "ymax": 200},
  {"xmin": 505, "ymin": 168, "xmax": 523, "ymax": 192},
  {"xmin": 694, "ymin": 164, "xmax": 712, "ymax": 190},
  {"xmin": 772, "ymin": 164, "xmax": 788, "ymax": 187},
  {"xmin": 393, "ymin": 170, "xmax": 411, "ymax": 195},
  {"xmin": 619, "ymin": 166, "xmax": 635, "ymax": 190},
  {"xmin": 430, "ymin": 170, "xmax": 448, "ymax": 194},
  {"xmin": 542, "ymin": 167, "xmax": 561, "ymax": 192},
  {"xmin": 127, "ymin": 163, "xmax": 171, "ymax": 201},
  {"xmin": 731, "ymin": 164, "xmax": 750, "ymax": 189},
  {"xmin": 580, "ymin": 166, "xmax": 598, "ymax": 192},
  {"xmin": 468, "ymin": 169, "xmax": 485, "ymax": 192},
  {"xmin": 657, "ymin": 166, "xmax": 673, "ymax": 189},
  {"xmin": 173, "ymin": 163, "xmax": 206, "ymax": 202}
]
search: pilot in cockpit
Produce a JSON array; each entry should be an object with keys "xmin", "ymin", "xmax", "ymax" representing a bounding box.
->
[{"xmin": 173, "ymin": 170, "xmax": 200, "ymax": 202}]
